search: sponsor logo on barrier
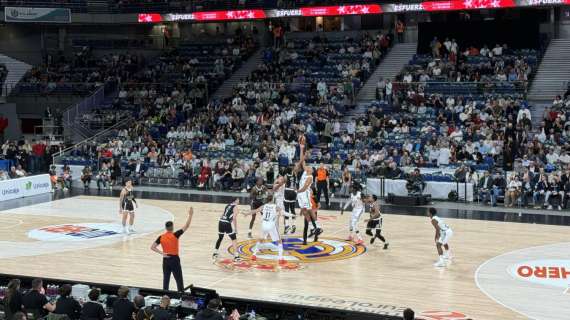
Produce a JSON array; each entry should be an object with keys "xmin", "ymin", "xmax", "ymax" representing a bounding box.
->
[
  {"xmin": 25, "ymin": 181, "xmax": 32, "ymax": 190},
  {"xmin": 28, "ymin": 223, "xmax": 120, "ymax": 241},
  {"xmin": 33, "ymin": 182, "xmax": 50, "ymax": 189},
  {"xmin": 228, "ymin": 237, "xmax": 366, "ymax": 265},
  {"xmin": 511, "ymin": 259, "xmax": 570, "ymax": 288},
  {"xmin": 2, "ymin": 187, "xmax": 19, "ymax": 196}
]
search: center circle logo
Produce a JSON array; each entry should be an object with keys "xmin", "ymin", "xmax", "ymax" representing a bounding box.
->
[
  {"xmin": 28, "ymin": 223, "xmax": 122, "ymax": 241},
  {"xmin": 229, "ymin": 237, "xmax": 366, "ymax": 263}
]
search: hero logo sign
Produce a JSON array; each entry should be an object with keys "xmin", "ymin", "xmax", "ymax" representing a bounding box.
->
[{"xmin": 510, "ymin": 259, "xmax": 570, "ymax": 288}]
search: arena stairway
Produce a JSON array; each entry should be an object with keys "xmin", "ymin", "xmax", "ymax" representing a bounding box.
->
[
  {"xmin": 356, "ymin": 42, "xmax": 417, "ymax": 103},
  {"xmin": 211, "ymin": 48, "xmax": 264, "ymax": 100},
  {"xmin": 528, "ymin": 38, "xmax": 570, "ymax": 101},
  {"xmin": 0, "ymin": 54, "xmax": 32, "ymax": 98}
]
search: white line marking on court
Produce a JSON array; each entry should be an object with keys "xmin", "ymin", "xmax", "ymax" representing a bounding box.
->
[
  {"xmin": 474, "ymin": 242, "xmax": 570, "ymax": 320},
  {"xmin": 204, "ymin": 272, "xmax": 239, "ymax": 289}
]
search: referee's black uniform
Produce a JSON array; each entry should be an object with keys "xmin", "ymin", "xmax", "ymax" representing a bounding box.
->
[{"xmin": 152, "ymin": 208, "xmax": 193, "ymax": 292}]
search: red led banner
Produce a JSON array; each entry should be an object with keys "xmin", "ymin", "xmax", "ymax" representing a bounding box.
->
[
  {"xmin": 422, "ymin": 0, "xmax": 516, "ymax": 11},
  {"xmin": 193, "ymin": 9, "xmax": 266, "ymax": 21},
  {"xmin": 138, "ymin": 13, "xmax": 162, "ymax": 23},
  {"xmin": 138, "ymin": 1, "xmax": 570, "ymax": 23},
  {"xmin": 300, "ymin": 5, "xmax": 382, "ymax": 17}
]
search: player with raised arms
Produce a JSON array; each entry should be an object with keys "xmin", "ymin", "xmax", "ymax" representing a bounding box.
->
[{"xmin": 296, "ymin": 135, "xmax": 322, "ymax": 245}]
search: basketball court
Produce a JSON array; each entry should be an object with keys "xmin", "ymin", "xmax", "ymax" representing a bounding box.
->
[{"xmin": 0, "ymin": 195, "xmax": 568, "ymax": 320}]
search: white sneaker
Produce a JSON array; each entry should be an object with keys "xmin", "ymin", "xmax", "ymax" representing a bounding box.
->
[
  {"xmin": 122, "ymin": 227, "xmax": 128, "ymax": 234},
  {"xmin": 128, "ymin": 227, "xmax": 135, "ymax": 234},
  {"xmin": 548, "ymin": 205, "xmax": 553, "ymax": 210},
  {"xmin": 444, "ymin": 253, "xmax": 453, "ymax": 260},
  {"xmin": 434, "ymin": 259, "xmax": 445, "ymax": 267}
]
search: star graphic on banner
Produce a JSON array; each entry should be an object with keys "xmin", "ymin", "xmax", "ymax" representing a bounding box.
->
[
  {"xmin": 247, "ymin": 11, "xmax": 255, "ymax": 18},
  {"xmin": 226, "ymin": 11, "xmax": 234, "ymax": 18},
  {"xmin": 361, "ymin": 6, "xmax": 370, "ymax": 13},
  {"xmin": 491, "ymin": 0, "xmax": 501, "ymax": 7},
  {"xmin": 338, "ymin": 6, "xmax": 346, "ymax": 14},
  {"xmin": 463, "ymin": 0, "xmax": 474, "ymax": 7},
  {"xmin": 144, "ymin": 15, "xmax": 154, "ymax": 22}
]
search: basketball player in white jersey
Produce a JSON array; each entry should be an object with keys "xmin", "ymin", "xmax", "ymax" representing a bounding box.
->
[
  {"xmin": 341, "ymin": 185, "xmax": 365, "ymax": 245},
  {"xmin": 273, "ymin": 175, "xmax": 286, "ymax": 222},
  {"xmin": 296, "ymin": 136, "xmax": 322, "ymax": 245},
  {"xmin": 428, "ymin": 208, "xmax": 453, "ymax": 267},
  {"xmin": 212, "ymin": 198, "xmax": 241, "ymax": 262},
  {"xmin": 245, "ymin": 194, "xmax": 291, "ymax": 264}
]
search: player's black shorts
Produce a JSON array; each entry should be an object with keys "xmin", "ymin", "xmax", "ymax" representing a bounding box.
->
[
  {"xmin": 251, "ymin": 200, "xmax": 264, "ymax": 210},
  {"xmin": 122, "ymin": 200, "xmax": 135, "ymax": 212},
  {"xmin": 218, "ymin": 221, "xmax": 236, "ymax": 240},
  {"xmin": 285, "ymin": 189, "xmax": 297, "ymax": 201},
  {"xmin": 367, "ymin": 219, "xmax": 381, "ymax": 230}
]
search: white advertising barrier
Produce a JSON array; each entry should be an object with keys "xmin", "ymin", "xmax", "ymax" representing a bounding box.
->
[
  {"xmin": 366, "ymin": 178, "xmax": 474, "ymax": 202},
  {"xmin": 0, "ymin": 174, "xmax": 52, "ymax": 202},
  {"xmin": 55, "ymin": 165, "xmax": 85, "ymax": 182}
]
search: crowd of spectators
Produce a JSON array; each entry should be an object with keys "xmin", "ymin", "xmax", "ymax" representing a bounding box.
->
[
  {"xmin": 0, "ymin": 139, "xmax": 62, "ymax": 181},
  {"xmin": 393, "ymin": 38, "xmax": 537, "ymax": 101},
  {"xmin": 59, "ymin": 32, "xmax": 388, "ymax": 192},
  {"xmin": 16, "ymin": 47, "xmax": 144, "ymax": 96},
  {"xmin": 1, "ymin": 278, "xmax": 237, "ymax": 320}
]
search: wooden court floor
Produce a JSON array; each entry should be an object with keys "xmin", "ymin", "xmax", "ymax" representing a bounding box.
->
[{"xmin": 0, "ymin": 196, "xmax": 568, "ymax": 320}]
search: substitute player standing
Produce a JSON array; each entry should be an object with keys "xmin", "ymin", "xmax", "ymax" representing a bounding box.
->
[
  {"xmin": 428, "ymin": 207, "xmax": 453, "ymax": 267},
  {"xmin": 365, "ymin": 195, "xmax": 389, "ymax": 249},
  {"xmin": 341, "ymin": 185, "xmax": 365, "ymax": 245},
  {"xmin": 245, "ymin": 194, "xmax": 290, "ymax": 264},
  {"xmin": 212, "ymin": 198, "xmax": 241, "ymax": 262}
]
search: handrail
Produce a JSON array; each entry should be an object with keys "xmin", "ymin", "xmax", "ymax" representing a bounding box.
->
[{"xmin": 52, "ymin": 115, "xmax": 134, "ymax": 165}]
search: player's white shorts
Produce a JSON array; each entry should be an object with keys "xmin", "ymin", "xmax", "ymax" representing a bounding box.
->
[
  {"xmin": 350, "ymin": 207, "xmax": 365, "ymax": 231},
  {"xmin": 275, "ymin": 197, "xmax": 285, "ymax": 211},
  {"xmin": 297, "ymin": 192, "xmax": 311, "ymax": 209},
  {"xmin": 437, "ymin": 229, "xmax": 453, "ymax": 245},
  {"xmin": 261, "ymin": 222, "xmax": 280, "ymax": 242}
]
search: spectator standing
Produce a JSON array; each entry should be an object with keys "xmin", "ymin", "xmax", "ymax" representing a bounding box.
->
[
  {"xmin": 396, "ymin": 20, "xmax": 405, "ymax": 43},
  {"xmin": 151, "ymin": 207, "xmax": 194, "ymax": 292}
]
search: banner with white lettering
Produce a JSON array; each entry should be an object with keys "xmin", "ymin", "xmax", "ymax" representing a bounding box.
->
[
  {"xmin": 0, "ymin": 174, "xmax": 52, "ymax": 202},
  {"xmin": 4, "ymin": 7, "xmax": 71, "ymax": 23}
]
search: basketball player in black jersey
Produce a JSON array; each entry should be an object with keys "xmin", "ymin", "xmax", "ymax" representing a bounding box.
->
[
  {"xmin": 248, "ymin": 177, "xmax": 267, "ymax": 238},
  {"xmin": 213, "ymin": 198, "xmax": 241, "ymax": 261},
  {"xmin": 365, "ymin": 195, "xmax": 389, "ymax": 249},
  {"xmin": 283, "ymin": 167, "xmax": 297, "ymax": 234},
  {"xmin": 119, "ymin": 178, "xmax": 137, "ymax": 234}
]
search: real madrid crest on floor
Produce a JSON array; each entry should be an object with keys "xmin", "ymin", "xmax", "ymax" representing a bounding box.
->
[{"xmin": 215, "ymin": 236, "xmax": 367, "ymax": 272}]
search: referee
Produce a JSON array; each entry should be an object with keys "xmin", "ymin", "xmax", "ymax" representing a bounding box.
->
[
  {"xmin": 151, "ymin": 207, "xmax": 194, "ymax": 292},
  {"xmin": 315, "ymin": 162, "xmax": 330, "ymax": 206}
]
